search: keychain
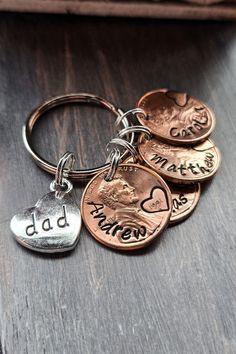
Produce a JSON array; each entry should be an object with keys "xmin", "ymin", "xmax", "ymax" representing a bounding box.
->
[
  {"xmin": 10, "ymin": 90, "xmax": 221, "ymax": 253},
  {"xmin": 10, "ymin": 93, "xmax": 134, "ymax": 253}
]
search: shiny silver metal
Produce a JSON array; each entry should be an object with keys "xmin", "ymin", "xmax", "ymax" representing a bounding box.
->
[
  {"xmin": 105, "ymin": 148, "xmax": 121, "ymax": 181},
  {"xmin": 23, "ymin": 93, "xmax": 133, "ymax": 181},
  {"xmin": 117, "ymin": 125, "xmax": 152, "ymax": 141},
  {"xmin": 10, "ymin": 192, "xmax": 81, "ymax": 253},
  {"xmin": 107, "ymin": 137, "xmax": 138, "ymax": 162},
  {"xmin": 55, "ymin": 152, "xmax": 75, "ymax": 187},
  {"xmin": 50, "ymin": 178, "xmax": 73, "ymax": 195},
  {"xmin": 115, "ymin": 108, "xmax": 146, "ymax": 127}
]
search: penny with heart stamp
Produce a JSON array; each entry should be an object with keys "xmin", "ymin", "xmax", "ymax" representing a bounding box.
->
[
  {"xmin": 138, "ymin": 137, "xmax": 221, "ymax": 184},
  {"xmin": 137, "ymin": 89, "xmax": 215, "ymax": 145},
  {"xmin": 10, "ymin": 192, "xmax": 81, "ymax": 253},
  {"xmin": 123, "ymin": 156, "xmax": 201, "ymax": 223},
  {"xmin": 81, "ymin": 163, "xmax": 172, "ymax": 251}
]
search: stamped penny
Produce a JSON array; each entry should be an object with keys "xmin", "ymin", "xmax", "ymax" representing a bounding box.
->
[
  {"xmin": 137, "ymin": 89, "xmax": 215, "ymax": 145},
  {"xmin": 138, "ymin": 137, "xmax": 221, "ymax": 184},
  {"xmin": 169, "ymin": 183, "xmax": 201, "ymax": 224},
  {"xmin": 81, "ymin": 163, "xmax": 172, "ymax": 251},
  {"xmin": 124, "ymin": 156, "xmax": 201, "ymax": 223}
]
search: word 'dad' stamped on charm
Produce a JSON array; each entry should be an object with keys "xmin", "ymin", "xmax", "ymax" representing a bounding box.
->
[
  {"xmin": 81, "ymin": 163, "xmax": 172, "ymax": 251},
  {"xmin": 10, "ymin": 192, "xmax": 81, "ymax": 253},
  {"xmin": 137, "ymin": 89, "xmax": 215, "ymax": 145},
  {"xmin": 138, "ymin": 138, "xmax": 221, "ymax": 184}
]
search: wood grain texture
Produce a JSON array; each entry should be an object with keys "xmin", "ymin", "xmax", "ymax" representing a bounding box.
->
[
  {"xmin": 0, "ymin": 13, "xmax": 236, "ymax": 354},
  {"xmin": 0, "ymin": 1, "xmax": 236, "ymax": 20}
]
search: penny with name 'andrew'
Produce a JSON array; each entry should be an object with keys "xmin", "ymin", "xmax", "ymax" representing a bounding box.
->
[{"xmin": 81, "ymin": 164, "xmax": 172, "ymax": 251}]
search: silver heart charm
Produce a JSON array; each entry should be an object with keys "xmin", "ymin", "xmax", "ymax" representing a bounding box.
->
[{"xmin": 10, "ymin": 192, "xmax": 81, "ymax": 253}]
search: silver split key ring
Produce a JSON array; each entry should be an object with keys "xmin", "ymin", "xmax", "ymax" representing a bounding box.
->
[{"xmin": 22, "ymin": 93, "xmax": 134, "ymax": 180}]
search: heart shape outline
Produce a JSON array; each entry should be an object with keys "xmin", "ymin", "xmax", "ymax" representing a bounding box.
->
[
  {"xmin": 141, "ymin": 187, "xmax": 170, "ymax": 214},
  {"xmin": 166, "ymin": 90, "xmax": 188, "ymax": 107},
  {"xmin": 10, "ymin": 192, "xmax": 81, "ymax": 253}
]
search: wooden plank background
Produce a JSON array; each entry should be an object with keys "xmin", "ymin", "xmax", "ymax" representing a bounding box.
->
[
  {"xmin": 0, "ymin": 1, "xmax": 236, "ymax": 20},
  {"xmin": 0, "ymin": 13, "xmax": 236, "ymax": 354}
]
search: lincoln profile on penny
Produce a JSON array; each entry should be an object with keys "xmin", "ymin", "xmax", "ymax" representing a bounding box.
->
[{"xmin": 88, "ymin": 175, "xmax": 169, "ymax": 242}]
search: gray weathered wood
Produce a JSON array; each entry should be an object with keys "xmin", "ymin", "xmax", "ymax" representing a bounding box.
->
[{"xmin": 0, "ymin": 14, "xmax": 235, "ymax": 354}]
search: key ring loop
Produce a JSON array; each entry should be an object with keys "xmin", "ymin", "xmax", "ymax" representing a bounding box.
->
[{"xmin": 23, "ymin": 93, "xmax": 133, "ymax": 181}]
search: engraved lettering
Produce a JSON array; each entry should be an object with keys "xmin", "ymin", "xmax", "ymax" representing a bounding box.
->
[
  {"xmin": 151, "ymin": 154, "xmax": 168, "ymax": 168},
  {"xmin": 170, "ymin": 127, "xmax": 179, "ymax": 137},
  {"xmin": 42, "ymin": 218, "xmax": 53, "ymax": 231},
  {"xmin": 25, "ymin": 205, "xmax": 70, "ymax": 237},
  {"xmin": 26, "ymin": 213, "xmax": 38, "ymax": 236},
  {"xmin": 57, "ymin": 205, "xmax": 69, "ymax": 228},
  {"xmin": 121, "ymin": 229, "xmax": 132, "ymax": 240},
  {"xmin": 167, "ymin": 164, "xmax": 177, "ymax": 172},
  {"xmin": 101, "ymin": 221, "xmax": 119, "ymax": 235},
  {"xmin": 133, "ymin": 226, "xmax": 146, "ymax": 239},
  {"xmin": 177, "ymin": 164, "xmax": 187, "ymax": 176},
  {"xmin": 187, "ymin": 163, "xmax": 199, "ymax": 175},
  {"xmin": 169, "ymin": 112, "xmax": 209, "ymax": 137},
  {"xmin": 173, "ymin": 193, "xmax": 188, "ymax": 212},
  {"xmin": 88, "ymin": 202, "xmax": 104, "ymax": 215},
  {"xmin": 88, "ymin": 201, "xmax": 147, "ymax": 240}
]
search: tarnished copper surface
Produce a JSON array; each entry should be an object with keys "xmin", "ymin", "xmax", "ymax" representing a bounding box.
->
[
  {"xmin": 138, "ymin": 137, "xmax": 221, "ymax": 183},
  {"xmin": 81, "ymin": 163, "xmax": 172, "ymax": 251},
  {"xmin": 169, "ymin": 183, "xmax": 201, "ymax": 224},
  {"xmin": 137, "ymin": 89, "xmax": 215, "ymax": 145}
]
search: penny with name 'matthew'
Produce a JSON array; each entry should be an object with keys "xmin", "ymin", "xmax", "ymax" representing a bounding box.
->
[
  {"xmin": 81, "ymin": 163, "xmax": 172, "ymax": 251},
  {"xmin": 138, "ymin": 137, "xmax": 221, "ymax": 184},
  {"xmin": 137, "ymin": 89, "xmax": 215, "ymax": 146}
]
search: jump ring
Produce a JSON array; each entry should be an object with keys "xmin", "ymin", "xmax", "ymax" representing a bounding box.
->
[
  {"xmin": 115, "ymin": 108, "xmax": 147, "ymax": 127},
  {"xmin": 50, "ymin": 178, "xmax": 73, "ymax": 194},
  {"xmin": 107, "ymin": 138, "xmax": 138, "ymax": 162},
  {"xmin": 118, "ymin": 126, "xmax": 152, "ymax": 141},
  {"xmin": 23, "ymin": 93, "xmax": 134, "ymax": 181},
  {"xmin": 55, "ymin": 152, "xmax": 76, "ymax": 187},
  {"xmin": 105, "ymin": 148, "xmax": 121, "ymax": 182}
]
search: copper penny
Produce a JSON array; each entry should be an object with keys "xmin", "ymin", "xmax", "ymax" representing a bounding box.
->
[
  {"xmin": 137, "ymin": 89, "xmax": 215, "ymax": 145},
  {"xmin": 138, "ymin": 137, "xmax": 221, "ymax": 184},
  {"xmin": 124, "ymin": 157, "xmax": 201, "ymax": 224},
  {"xmin": 81, "ymin": 163, "xmax": 172, "ymax": 251},
  {"xmin": 169, "ymin": 183, "xmax": 201, "ymax": 224}
]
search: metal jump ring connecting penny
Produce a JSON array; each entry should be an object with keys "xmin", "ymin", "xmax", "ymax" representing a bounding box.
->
[
  {"xmin": 105, "ymin": 136, "xmax": 140, "ymax": 180},
  {"xmin": 107, "ymin": 138, "xmax": 138, "ymax": 162},
  {"xmin": 105, "ymin": 148, "xmax": 121, "ymax": 182},
  {"xmin": 118, "ymin": 126, "xmax": 152, "ymax": 141},
  {"xmin": 115, "ymin": 108, "xmax": 147, "ymax": 127},
  {"xmin": 23, "ymin": 93, "xmax": 134, "ymax": 181}
]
